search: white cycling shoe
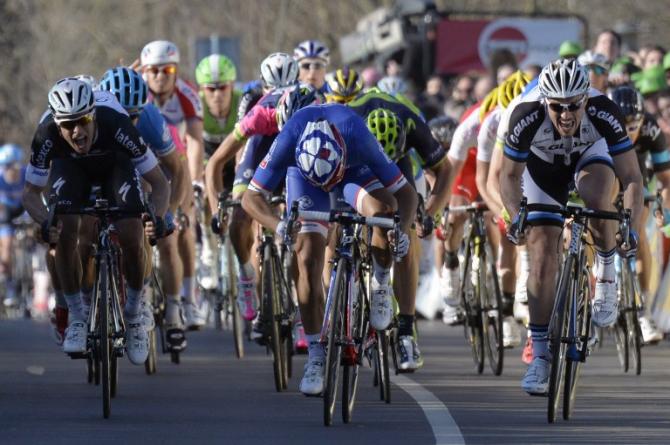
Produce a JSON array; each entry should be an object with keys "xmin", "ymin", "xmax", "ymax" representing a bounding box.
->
[
  {"xmin": 370, "ymin": 278, "xmax": 393, "ymax": 330},
  {"xmin": 502, "ymin": 316, "xmax": 521, "ymax": 348},
  {"xmin": 592, "ymin": 280, "xmax": 618, "ymax": 327},
  {"xmin": 299, "ymin": 357, "xmax": 325, "ymax": 396},
  {"xmin": 639, "ymin": 316, "xmax": 663, "ymax": 344},
  {"xmin": 521, "ymin": 356, "xmax": 550, "ymax": 395},
  {"xmin": 141, "ymin": 301, "xmax": 155, "ymax": 331},
  {"xmin": 441, "ymin": 267, "xmax": 461, "ymax": 307},
  {"xmin": 63, "ymin": 321, "xmax": 87, "ymax": 353},
  {"xmin": 183, "ymin": 302, "xmax": 206, "ymax": 330},
  {"xmin": 125, "ymin": 317, "xmax": 149, "ymax": 365}
]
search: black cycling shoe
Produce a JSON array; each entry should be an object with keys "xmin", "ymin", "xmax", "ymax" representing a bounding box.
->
[
  {"xmin": 166, "ymin": 327, "xmax": 187, "ymax": 352},
  {"xmin": 250, "ymin": 315, "xmax": 269, "ymax": 346}
]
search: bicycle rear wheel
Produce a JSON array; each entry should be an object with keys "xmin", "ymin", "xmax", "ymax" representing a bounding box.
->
[
  {"xmin": 563, "ymin": 261, "xmax": 591, "ymax": 420},
  {"xmin": 263, "ymin": 246, "xmax": 285, "ymax": 392},
  {"xmin": 482, "ymin": 245, "xmax": 504, "ymax": 376},
  {"xmin": 548, "ymin": 256, "xmax": 573, "ymax": 423},
  {"xmin": 375, "ymin": 330, "xmax": 391, "ymax": 403},
  {"xmin": 623, "ymin": 262, "xmax": 642, "ymax": 375},
  {"xmin": 98, "ymin": 257, "xmax": 112, "ymax": 419},
  {"xmin": 324, "ymin": 258, "xmax": 345, "ymax": 426},
  {"xmin": 145, "ymin": 328, "xmax": 157, "ymax": 375}
]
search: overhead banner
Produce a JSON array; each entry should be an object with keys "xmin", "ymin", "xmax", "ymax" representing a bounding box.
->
[{"xmin": 435, "ymin": 17, "xmax": 584, "ymax": 74}]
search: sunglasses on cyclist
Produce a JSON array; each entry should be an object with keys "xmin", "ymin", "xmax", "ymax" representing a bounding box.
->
[
  {"xmin": 203, "ymin": 83, "xmax": 230, "ymax": 92},
  {"xmin": 546, "ymin": 97, "xmax": 586, "ymax": 113},
  {"xmin": 588, "ymin": 65, "xmax": 608, "ymax": 76},
  {"xmin": 57, "ymin": 113, "xmax": 94, "ymax": 130},
  {"xmin": 145, "ymin": 65, "xmax": 177, "ymax": 76},
  {"xmin": 300, "ymin": 62, "xmax": 326, "ymax": 71}
]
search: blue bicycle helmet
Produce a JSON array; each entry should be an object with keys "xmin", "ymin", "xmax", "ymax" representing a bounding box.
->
[
  {"xmin": 0, "ymin": 144, "xmax": 24, "ymax": 166},
  {"xmin": 99, "ymin": 67, "xmax": 148, "ymax": 116}
]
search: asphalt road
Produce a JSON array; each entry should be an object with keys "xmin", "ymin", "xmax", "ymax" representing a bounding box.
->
[{"xmin": 1, "ymin": 317, "xmax": 669, "ymax": 444}]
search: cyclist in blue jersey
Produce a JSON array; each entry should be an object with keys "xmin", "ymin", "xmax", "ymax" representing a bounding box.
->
[
  {"xmin": 0, "ymin": 143, "xmax": 26, "ymax": 307},
  {"xmin": 99, "ymin": 66, "xmax": 189, "ymax": 351},
  {"xmin": 242, "ymin": 103, "xmax": 417, "ymax": 395},
  {"xmin": 294, "ymin": 40, "xmax": 330, "ymax": 94}
]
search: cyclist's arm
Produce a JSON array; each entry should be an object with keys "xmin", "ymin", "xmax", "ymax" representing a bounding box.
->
[
  {"xmin": 22, "ymin": 182, "xmax": 48, "ymax": 225},
  {"xmin": 485, "ymin": 144, "xmax": 505, "ymax": 214},
  {"xmin": 241, "ymin": 189, "xmax": 281, "ymax": 232},
  {"xmin": 425, "ymin": 158, "xmax": 451, "ymax": 218},
  {"xmin": 161, "ymin": 150, "xmax": 186, "ymax": 213},
  {"xmin": 185, "ymin": 117, "xmax": 205, "ymax": 183},
  {"xmin": 142, "ymin": 165, "xmax": 170, "ymax": 217},
  {"xmin": 392, "ymin": 182, "xmax": 418, "ymax": 233},
  {"xmin": 656, "ymin": 169, "xmax": 670, "ymax": 209},
  {"xmin": 475, "ymin": 160, "xmax": 499, "ymax": 215},
  {"xmin": 205, "ymin": 131, "xmax": 245, "ymax": 214},
  {"xmin": 612, "ymin": 150, "xmax": 644, "ymax": 233}
]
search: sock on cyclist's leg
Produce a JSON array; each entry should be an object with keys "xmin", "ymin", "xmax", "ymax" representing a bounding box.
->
[
  {"xmin": 239, "ymin": 261, "xmax": 255, "ymax": 281},
  {"xmin": 124, "ymin": 287, "xmax": 142, "ymax": 320},
  {"xmin": 64, "ymin": 291, "xmax": 85, "ymax": 323},
  {"xmin": 529, "ymin": 323, "xmax": 549, "ymax": 360},
  {"xmin": 181, "ymin": 277, "xmax": 196, "ymax": 305},
  {"xmin": 595, "ymin": 248, "xmax": 615, "ymax": 282},
  {"xmin": 165, "ymin": 294, "xmax": 181, "ymax": 326},
  {"xmin": 372, "ymin": 256, "xmax": 390, "ymax": 286},
  {"xmin": 141, "ymin": 277, "xmax": 151, "ymax": 305},
  {"xmin": 502, "ymin": 292, "xmax": 515, "ymax": 317},
  {"xmin": 397, "ymin": 314, "xmax": 414, "ymax": 337},
  {"xmin": 444, "ymin": 251, "xmax": 459, "ymax": 270},
  {"xmin": 305, "ymin": 333, "xmax": 325, "ymax": 361}
]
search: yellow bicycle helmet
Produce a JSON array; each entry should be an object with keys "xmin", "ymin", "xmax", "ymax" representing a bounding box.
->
[
  {"xmin": 366, "ymin": 108, "xmax": 406, "ymax": 160},
  {"xmin": 325, "ymin": 67, "xmax": 364, "ymax": 104},
  {"xmin": 498, "ymin": 70, "xmax": 531, "ymax": 108},
  {"xmin": 479, "ymin": 86, "xmax": 499, "ymax": 122}
]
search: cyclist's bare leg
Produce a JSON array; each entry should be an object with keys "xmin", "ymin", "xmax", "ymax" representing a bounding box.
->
[
  {"xmin": 179, "ymin": 190, "xmax": 197, "ymax": 305},
  {"xmin": 55, "ymin": 215, "xmax": 84, "ymax": 320},
  {"xmin": 77, "ymin": 215, "xmax": 97, "ymax": 309},
  {"xmin": 526, "ymin": 226, "xmax": 562, "ymax": 326},
  {"xmin": 577, "ymin": 164, "xmax": 617, "ymax": 250},
  {"xmin": 393, "ymin": 230, "xmax": 419, "ymax": 314},
  {"xmin": 115, "ymin": 218, "xmax": 146, "ymax": 318},
  {"xmin": 294, "ymin": 232, "xmax": 326, "ymax": 334}
]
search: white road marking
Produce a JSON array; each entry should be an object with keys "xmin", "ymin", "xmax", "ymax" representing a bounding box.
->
[
  {"xmin": 391, "ymin": 374, "xmax": 465, "ymax": 445},
  {"xmin": 26, "ymin": 366, "xmax": 45, "ymax": 376}
]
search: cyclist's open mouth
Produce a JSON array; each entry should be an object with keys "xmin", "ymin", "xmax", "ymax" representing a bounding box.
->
[{"xmin": 558, "ymin": 117, "xmax": 575, "ymax": 132}]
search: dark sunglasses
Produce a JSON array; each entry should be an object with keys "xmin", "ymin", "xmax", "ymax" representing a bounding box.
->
[
  {"xmin": 588, "ymin": 65, "xmax": 608, "ymax": 76},
  {"xmin": 58, "ymin": 113, "xmax": 94, "ymax": 130},
  {"xmin": 145, "ymin": 65, "xmax": 177, "ymax": 76},
  {"xmin": 203, "ymin": 83, "xmax": 230, "ymax": 92},
  {"xmin": 300, "ymin": 62, "xmax": 326, "ymax": 71},
  {"xmin": 546, "ymin": 97, "xmax": 586, "ymax": 113}
]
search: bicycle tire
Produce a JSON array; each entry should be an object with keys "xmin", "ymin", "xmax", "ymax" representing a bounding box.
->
[
  {"xmin": 623, "ymin": 262, "xmax": 642, "ymax": 375},
  {"xmin": 563, "ymin": 261, "xmax": 591, "ymax": 420},
  {"xmin": 99, "ymin": 257, "xmax": 112, "ymax": 419},
  {"xmin": 462, "ymin": 240, "xmax": 484, "ymax": 374},
  {"xmin": 324, "ymin": 258, "xmax": 345, "ymax": 426},
  {"xmin": 483, "ymin": 244, "xmax": 504, "ymax": 376},
  {"xmin": 171, "ymin": 351, "xmax": 180, "ymax": 364},
  {"xmin": 376, "ymin": 330, "xmax": 391, "ymax": 403},
  {"xmin": 274, "ymin": 252, "xmax": 290, "ymax": 390},
  {"xmin": 342, "ymin": 271, "xmax": 366, "ymax": 423},
  {"xmin": 614, "ymin": 314, "xmax": 629, "ymax": 372},
  {"xmin": 262, "ymin": 246, "xmax": 284, "ymax": 392},
  {"xmin": 145, "ymin": 328, "xmax": 157, "ymax": 375},
  {"xmin": 548, "ymin": 255, "xmax": 573, "ymax": 423}
]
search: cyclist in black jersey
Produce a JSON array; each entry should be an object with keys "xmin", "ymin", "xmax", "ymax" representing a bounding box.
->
[
  {"xmin": 23, "ymin": 78, "xmax": 170, "ymax": 364},
  {"xmin": 500, "ymin": 59, "xmax": 643, "ymax": 395}
]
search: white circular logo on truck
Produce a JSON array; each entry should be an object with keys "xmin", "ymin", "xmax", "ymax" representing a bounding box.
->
[{"xmin": 478, "ymin": 20, "xmax": 529, "ymax": 67}]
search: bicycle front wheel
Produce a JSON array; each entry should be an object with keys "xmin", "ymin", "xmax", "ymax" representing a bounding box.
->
[
  {"xmin": 482, "ymin": 244, "xmax": 504, "ymax": 376},
  {"xmin": 324, "ymin": 258, "xmax": 346, "ymax": 426},
  {"xmin": 262, "ymin": 246, "xmax": 286, "ymax": 392},
  {"xmin": 462, "ymin": 241, "xmax": 484, "ymax": 374},
  {"xmin": 548, "ymin": 255, "xmax": 573, "ymax": 423},
  {"xmin": 98, "ymin": 257, "xmax": 112, "ymax": 419},
  {"xmin": 622, "ymin": 261, "xmax": 642, "ymax": 375},
  {"xmin": 342, "ymin": 271, "xmax": 366, "ymax": 423}
]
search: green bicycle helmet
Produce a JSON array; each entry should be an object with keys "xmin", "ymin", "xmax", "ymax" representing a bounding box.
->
[
  {"xmin": 195, "ymin": 54, "xmax": 237, "ymax": 85},
  {"xmin": 366, "ymin": 108, "xmax": 406, "ymax": 160}
]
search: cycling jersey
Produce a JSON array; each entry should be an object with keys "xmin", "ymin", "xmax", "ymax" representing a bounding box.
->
[
  {"xmin": 0, "ymin": 166, "xmax": 26, "ymax": 209},
  {"xmin": 201, "ymin": 88, "xmax": 242, "ymax": 149},
  {"xmin": 136, "ymin": 103, "xmax": 175, "ymax": 158},
  {"xmin": 249, "ymin": 103, "xmax": 406, "ymax": 195},
  {"xmin": 478, "ymin": 107, "xmax": 501, "ymax": 159},
  {"xmin": 233, "ymin": 89, "xmax": 284, "ymax": 141},
  {"xmin": 347, "ymin": 91, "xmax": 445, "ymax": 169},
  {"xmin": 504, "ymin": 87, "xmax": 632, "ymax": 163},
  {"xmin": 27, "ymin": 105, "xmax": 158, "ymax": 187},
  {"xmin": 450, "ymin": 102, "xmax": 495, "ymax": 162},
  {"xmin": 150, "ymin": 78, "xmax": 203, "ymax": 128},
  {"xmin": 233, "ymin": 134, "xmax": 275, "ymax": 195},
  {"xmin": 634, "ymin": 113, "xmax": 670, "ymax": 174}
]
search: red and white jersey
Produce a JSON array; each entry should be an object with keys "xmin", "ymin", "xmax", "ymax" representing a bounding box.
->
[{"xmin": 150, "ymin": 78, "xmax": 203, "ymax": 129}]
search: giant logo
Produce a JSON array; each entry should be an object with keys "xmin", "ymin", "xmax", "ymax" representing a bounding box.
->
[{"xmin": 478, "ymin": 21, "xmax": 529, "ymax": 67}]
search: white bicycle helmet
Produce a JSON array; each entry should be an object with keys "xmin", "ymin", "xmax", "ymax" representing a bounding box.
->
[
  {"xmin": 260, "ymin": 52, "xmax": 298, "ymax": 89},
  {"xmin": 48, "ymin": 77, "xmax": 95, "ymax": 122},
  {"xmin": 376, "ymin": 76, "xmax": 408, "ymax": 96},
  {"xmin": 577, "ymin": 50, "xmax": 610, "ymax": 71},
  {"xmin": 293, "ymin": 40, "xmax": 330, "ymax": 64},
  {"xmin": 538, "ymin": 59, "xmax": 590, "ymax": 99},
  {"xmin": 141, "ymin": 40, "xmax": 180, "ymax": 66}
]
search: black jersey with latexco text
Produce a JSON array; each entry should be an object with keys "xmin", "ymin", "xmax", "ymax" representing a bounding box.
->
[{"xmin": 27, "ymin": 104, "xmax": 158, "ymax": 187}]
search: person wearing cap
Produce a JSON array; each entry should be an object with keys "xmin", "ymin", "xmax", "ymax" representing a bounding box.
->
[
  {"xmin": 635, "ymin": 66, "xmax": 667, "ymax": 116},
  {"xmin": 662, "ymin": 52, "xmax": 670, "ymax": 87},
  {"xmin": 578, "ymin": 50, "xmax": 611, "ymax": 93},
  {"xmin": 558, "ymin": 40, "xmax": 583, "ymax": 60}
]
